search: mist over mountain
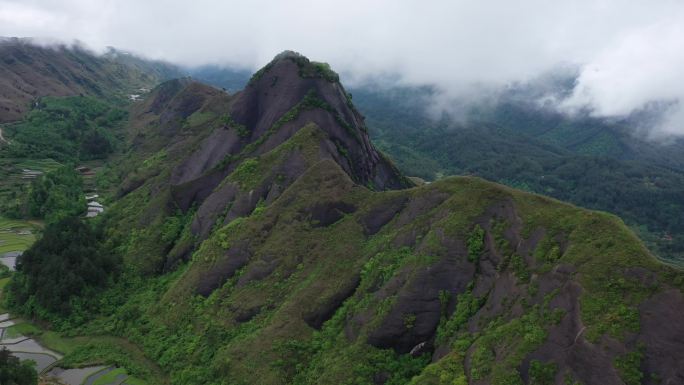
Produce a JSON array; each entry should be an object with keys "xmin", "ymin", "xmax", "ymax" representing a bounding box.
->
[{"xmin": 2, "ymin": 0, "xmax": 684, "ymax": 136}]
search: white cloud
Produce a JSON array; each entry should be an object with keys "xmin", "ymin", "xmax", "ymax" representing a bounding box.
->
[
  {"xmin": 1, "ymin": 0, "xmax": 684, "ymax": 134},
  {"xmin": 560, "ymin": 16, "xmax": 684, "ymax": 136}
]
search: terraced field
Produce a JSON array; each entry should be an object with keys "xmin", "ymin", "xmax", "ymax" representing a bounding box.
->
[{"xmin": 0, "ymin": 217, "xmax": 38, "ymax": 255}]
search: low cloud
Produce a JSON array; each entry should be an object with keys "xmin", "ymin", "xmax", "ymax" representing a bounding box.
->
[
  {"xmin": 1, "ymin": 0, "xmax": 683, "ymax": 135},
  {"xmin": 559, "ymin": 19, "xmax": 684, "ymax": 137}
]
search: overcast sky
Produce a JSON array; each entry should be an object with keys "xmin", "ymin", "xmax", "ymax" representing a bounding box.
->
[{"xmin": 2, "ymin": 0, "xmax": 684, "ymax": 136}]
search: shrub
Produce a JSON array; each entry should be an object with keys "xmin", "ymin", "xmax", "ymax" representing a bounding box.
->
[{"xmin": 467, "ymin": 225, "xmax": 486, "ymax": 263}]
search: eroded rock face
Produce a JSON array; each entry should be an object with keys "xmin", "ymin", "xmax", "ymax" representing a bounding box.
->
[
  {"xmin": 304, "ymin": 275, "xmax": 361, "ymax": 329},
  {"xmin": 170, "ymin": 127, "xmax": 242, "ymax": 186},
  {"xmin": 303, "ymin": 201, "xmax": 357, "ymax": 228},
  {"xmin": 168, "ymin": 53, "xmax": 408, "ymax": 215},
  {"xmin": 196, "ymin": 240, "xmax": 252, "ymax": 297},
  {"xmin": 639, "ymin": 289, "xmax": 684, "ymax": 385},
  {"xmin": 153, "ymin": 54, "xmax": 411, "ymax": 271},
  {"xmin": 518, "ymin": 274, "xmax": 627, "ymax": 385},
  {"xmin": 359, "ymin": 196, "xmax": 409, "ymax": 235},
  {"xmin": 189, "ymin": 182, "xmax": 239, "ymax": 239},
  {"xmin": 365, "ymin": 256, "xmax": 475, "ymax": 354}
]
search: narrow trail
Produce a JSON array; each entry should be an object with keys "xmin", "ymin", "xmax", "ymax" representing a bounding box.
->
[{"xmin": 0, "ymin": 127, "xmax": 7, "ymax": 144}]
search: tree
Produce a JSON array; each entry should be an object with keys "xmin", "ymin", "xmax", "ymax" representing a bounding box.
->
[
  {"xmin": 9, "ymin": 217, "xmax": 119, "ymax": 318},
  {"xmin": 0, "ymin": 348, "xmax": 37, "ymax": 385},
  {"xmin": 27, "ymin": 166, "xmax": 85, "ymax": 224}
]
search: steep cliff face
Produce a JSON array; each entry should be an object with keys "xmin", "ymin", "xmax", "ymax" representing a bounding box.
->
[
  {"xmin": 99, "ymin": 53, "xmax": 684, "ymax": 385},
  {"xmin": 110, "ymin": 52, "xmax": 408, "ymax": 269},
  {"xmin": 167, "ymin": 52, "xmax": 409, "ymax": 214}
]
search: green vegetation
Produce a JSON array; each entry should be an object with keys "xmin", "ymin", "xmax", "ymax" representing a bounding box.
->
[
  {"xmin": 27, "ymin": 166, "xmax": 85, "ymax": 224},
  {"xmin": 354, "ymin": 87, "xmax": 684, "ymax": 264},
  {"xmin": 249, "ymin": 51, "xmax": 339, "ymax": 84},
  {"xmin": 2, "ymin": 323, "xmax": 41, "ymax": 340},
  {"xmin": 218, "ymin": 114, "xmax": 250, "ymax": 138},
  {"xmin": 186, "ymin": 111, "xmax": 216, "ymax": 128},
  {"xmin": 435, "ymin": 290, "xmax": 482, "ymax": 344},
  {"xmin": 1, "ymin": 96, "xmax": 126, "ymax": 162},
  {"xmin": 8, "ymin": 216, "xmax": 119, "ymax": 320},
  {"xmin": 0, "ymin": 347, "xmax": 37, "ymax": 385},
  {"xmin": 1, "ymin": 56, "xmax": 682, "ymax": 385},
  {"xmin": 468, "ymin": 305, "xmax": 551, "ymax": 384},
  {"xmin": 229, "ymin": 158, "xmax": 260, "ymax": 188},
  {"xmin": 614, "ymin": 348, "xmax": 644, "ymax": 385},
  {"xmin": 510, "ymin": 254, "xmax": 530, "ymax": 282},
  {"xmin": 0, "ymin": 217, "xmax": 38, "ymax": 254},
  {"xmin": 298, "ymin": 61, "xmax": 339, "ymax": 82},
  {"xmin": 406, "ymin": 349, "xmax": 468, "ymax": 385},
  {"xmin": 528, "ymin": 360, "xmax": 557, "ymax": 385},
  {"xmin": 0, "ymin": 158, "xmax": 62, "ymax": 217},
  {"xmin": 91, "ymin": 367, "xmax": 147, "ymax": 385},
  {"xmin": 466, "ymin": 225, "xmax": 485, "ymax": 263}
]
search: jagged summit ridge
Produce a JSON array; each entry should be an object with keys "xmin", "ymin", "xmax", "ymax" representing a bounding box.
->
[
  {"xmin": 122, "ymin": 53, "xmax": 409, "ymax": 268},
  {"xmin": 250, "ymin": 50, "xmax": 340, "ymax": 84},
  {"xmin": 164, "ymin": 52, "xmax": 409, "ymax": 209}
]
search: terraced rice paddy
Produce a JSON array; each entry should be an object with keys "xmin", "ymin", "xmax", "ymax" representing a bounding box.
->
[
  {"xmin": 0, "ymin": 217, "xmax": 38, "ymax": 256},
  {"xmin": 87, "ymin": 367, "xmax": 148, "ymax": 385},
  {"xmin": 45, "ymin": 365, "xmax": 108, "ymax": 385},
  {"xmin": 0, "ymin": 316, "xmax": 150, "ymax": 384},
  {"xmin": 0, "ymin": 315, "xmax": 62, "ymax": 372}
]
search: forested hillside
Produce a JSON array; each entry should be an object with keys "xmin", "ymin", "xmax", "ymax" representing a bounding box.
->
[{"xmin": 352, "ymin": 86, "xmax": 684, "ymax": 266}]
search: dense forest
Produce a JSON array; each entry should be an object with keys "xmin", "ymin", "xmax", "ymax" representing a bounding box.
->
[
  {"xmin": 8, "ymin": 216, "xmax": 118, "ymax": 321},
  {"xmin": 1, "ymin": 96, "xmax": 126, "ymax": 162},
  {"xmin": 26, "ymin": 166, "xmax": 86, "ymax": 224},
  {"xmin": 0, "ymin": 96, "xmax": 113, "ymax": 222},
  {"xmin": 350, "ymin": 87, "xmax": 684, "ymax": 265}
]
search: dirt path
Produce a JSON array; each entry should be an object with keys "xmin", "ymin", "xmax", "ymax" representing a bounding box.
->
[{"xmin": 0, "ymin": 127, "xmax": 7, "ymax": 145}]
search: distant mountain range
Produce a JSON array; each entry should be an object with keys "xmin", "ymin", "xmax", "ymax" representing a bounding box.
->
[{"xmin": 0, "ymin": 37, "xmax": 180, "ymax": 122}]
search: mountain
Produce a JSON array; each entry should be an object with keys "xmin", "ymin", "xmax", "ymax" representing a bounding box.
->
[
  {"xmin": 0, "ymin": 38, "xmax": 180, "ymax": 123},
  {"xmin": 5, "ymin": 51, "xmax": 684, "ymax": 385},
  {"xmin": 107, "ymin": 51, "xmax": 410, "ymax": 272},
  {"xmin": 168, "ymin": 65, "xmax": 684, "ymax": 266}
]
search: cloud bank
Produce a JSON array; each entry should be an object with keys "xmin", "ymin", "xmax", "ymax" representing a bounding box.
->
[{"xmin": 1, "ymin": 0, "xmax": 683, "ymax": 135}]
